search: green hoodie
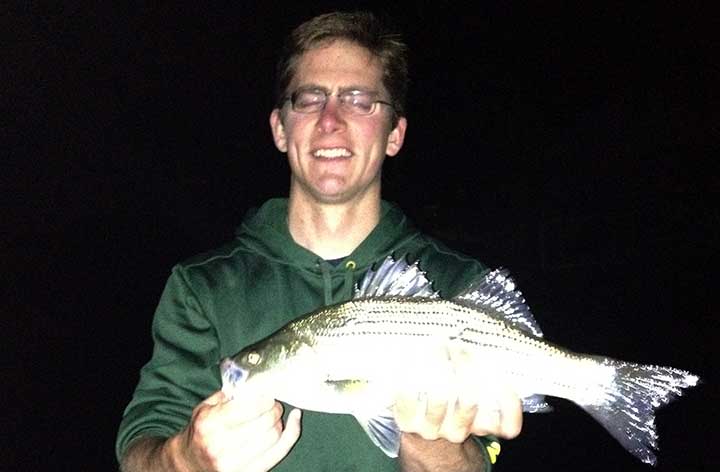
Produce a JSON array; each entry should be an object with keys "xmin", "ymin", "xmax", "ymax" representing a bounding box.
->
[{"xmin": 116, "ymin": 198, "xmax": 497, "ymax": 471}]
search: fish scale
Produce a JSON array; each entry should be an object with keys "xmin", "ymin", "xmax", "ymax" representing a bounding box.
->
[{"xmin": 221, "ymin": 256, "xmax": 699, "ymax": 465}]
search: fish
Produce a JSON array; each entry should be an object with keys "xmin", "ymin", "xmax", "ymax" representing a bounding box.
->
[{"xmin": 220, "ymin": 256, "xmax": 699, "ymax": 465}]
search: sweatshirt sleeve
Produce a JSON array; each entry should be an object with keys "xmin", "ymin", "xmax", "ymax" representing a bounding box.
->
[
  {"xmin": 473, "ymin": 435, "xmax": 501, "ymax": 471},
  {"xmin": 115, "ymin": 265, "xmax": 221, "ymax": 461}
]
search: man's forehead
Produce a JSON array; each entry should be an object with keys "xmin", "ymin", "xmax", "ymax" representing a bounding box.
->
[{"xmin": 290, "ymin": 40, "xmax": 384, "ymax": 91}]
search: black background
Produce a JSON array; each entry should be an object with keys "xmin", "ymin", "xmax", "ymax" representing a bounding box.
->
[{"xmin": 4, "ymin": 2, "xmax": 718, "ymax": 471}]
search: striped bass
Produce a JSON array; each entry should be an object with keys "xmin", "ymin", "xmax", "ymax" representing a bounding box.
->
[{"xmin": 221, "ymin": 256, "xmax": 699, "ymax": 465}]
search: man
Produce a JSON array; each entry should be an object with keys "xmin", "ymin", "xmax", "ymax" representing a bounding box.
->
[{"xmin": 117, "ymin": 11, "xmax": 522, "ymax": 472}]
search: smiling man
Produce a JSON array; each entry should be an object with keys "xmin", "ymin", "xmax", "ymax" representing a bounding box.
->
[
  {"xmin": 117, "ymin": 12, "xmax": 522, "ymax": 472},
  {"xmin": 270, "ymin": 39, "xmax": 406, "ymax": 260}
]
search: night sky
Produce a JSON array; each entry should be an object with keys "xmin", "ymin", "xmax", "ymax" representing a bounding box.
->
[{"xmin": 5, "ymin": 2, "xmax": 717, "ymax": 471}]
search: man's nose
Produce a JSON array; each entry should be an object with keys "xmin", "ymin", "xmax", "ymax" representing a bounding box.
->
[{"xmin": 316, "ymin": 98, "xmax": 346, "ymax": 133}]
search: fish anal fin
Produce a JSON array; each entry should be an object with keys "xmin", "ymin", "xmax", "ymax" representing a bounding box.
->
[{"xmin": 522, "ymin": 394, "xmax": 553, "ymax": 413}]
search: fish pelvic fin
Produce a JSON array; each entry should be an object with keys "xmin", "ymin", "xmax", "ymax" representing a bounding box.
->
[
  {"xmin": 354, "ymin": 410, "xmax": 401, "ymax": 458},
  {"xmin": 355, "ymin": 255, "xmax": 439, "ymax": 299},
  {"xmin": 581, "ymin": 359, "xmax": 699, "ymax": 465},
  {"xmin": 453, "ymin": 268, "xmax": 544, "ymax": 338}
]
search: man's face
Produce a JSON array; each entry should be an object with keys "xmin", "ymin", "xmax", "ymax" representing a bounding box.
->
[{"xmin": 270, "ymin": 40, "xmax": 407, "ymax": 205}]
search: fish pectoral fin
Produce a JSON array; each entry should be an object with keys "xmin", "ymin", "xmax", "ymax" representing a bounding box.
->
[{"xmin": 354, "ymin": 410, "xmax": 401, "ymax": 458}]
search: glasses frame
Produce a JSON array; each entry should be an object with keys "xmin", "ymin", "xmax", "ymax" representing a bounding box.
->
[{"xmin": 285, "ymin": 88, "xmax": 395, "ymax": 116}]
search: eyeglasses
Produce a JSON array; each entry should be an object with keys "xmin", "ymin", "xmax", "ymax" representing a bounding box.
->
[{"xmin": 285, "ymin": 88, "xmax": 394, "ymax": 116}]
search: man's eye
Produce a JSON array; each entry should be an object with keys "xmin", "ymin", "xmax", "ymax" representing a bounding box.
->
[
  {"xmin": 296, "ymin": 92, "xmax": 324, "ymax": 107},
  {"xmin": 347, "ymin": 94, "xmax": 373, "ymax": 111}
]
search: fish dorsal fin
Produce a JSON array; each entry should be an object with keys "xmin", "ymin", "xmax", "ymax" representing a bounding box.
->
[
  {"xmin": 453, "ymin": 268, "xmax": 544, "ymax": 337},
  {"xmin": 355, "ymin": 256, "xmax": 439, "ymax": 299}
]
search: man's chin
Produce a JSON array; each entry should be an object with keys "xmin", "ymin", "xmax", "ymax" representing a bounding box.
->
[
  {"xmin": 291, "ymin": 177, "xmax": 381, "ymax": 206},
  {"xmin": 295, "ymin": 181, "xmax": 350, "ymax": 204}
]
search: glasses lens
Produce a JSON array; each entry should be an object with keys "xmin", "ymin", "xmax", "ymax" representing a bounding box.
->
[
  {"xmin": 342, "ymin": 91, "xmax": 375, "ymax": 115},
  {"xmin": 292, "ymin": 90, "xmax": 326, "ymax": 113},
  {"xmin": 289, "ymin": 89, "xmax": 387, "ymax": 115}
]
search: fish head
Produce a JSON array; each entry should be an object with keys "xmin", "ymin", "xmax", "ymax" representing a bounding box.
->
[{"xmin": 221, "ymin": 331, "xmax": 309, "ymax": 396}]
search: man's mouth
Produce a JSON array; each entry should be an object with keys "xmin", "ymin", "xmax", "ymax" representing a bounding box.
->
[{"xmin": 312, "ymin": 148, "xmax": 352, "ymax": 158}]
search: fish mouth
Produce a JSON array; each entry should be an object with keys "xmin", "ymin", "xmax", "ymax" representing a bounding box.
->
[
  {"xmin": 220, "ymin": 358, "xmax": 248, "ymax": 393},
  {"xmin": 311, "ymin": 147, "xmax": 353, "ymax": 159}
]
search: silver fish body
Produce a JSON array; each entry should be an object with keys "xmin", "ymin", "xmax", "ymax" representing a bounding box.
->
[{"xmin": 221, "ymin": 257, "xmax": 699, "ymax": 465}]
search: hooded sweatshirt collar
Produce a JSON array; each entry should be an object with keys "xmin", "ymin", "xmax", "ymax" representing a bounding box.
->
[{"xmin": 235, "ymin": 198, "xmax": 420, "ymax": 275}]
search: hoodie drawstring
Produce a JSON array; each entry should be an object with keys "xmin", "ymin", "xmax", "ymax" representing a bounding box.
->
[
  {"xmin": 343, "ymin": 260, "xmax": 356, "ymax": 300},
  {"xmin": 320, "ymin": 262, "xmax": 333, "ymax": 306},
  {"xmin": 319, "ymin": 259, "xmax": 357, "ymax": 305}
]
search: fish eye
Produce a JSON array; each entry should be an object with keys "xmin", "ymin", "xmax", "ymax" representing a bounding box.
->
[{"xmin": 247, "ymin": 352, "xmax": 261, "ymax": 366}]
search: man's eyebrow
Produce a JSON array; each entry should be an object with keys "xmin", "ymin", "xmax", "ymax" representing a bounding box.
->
[
  {"xmin": 293, "ymin": 84, "xmax": 378, "ymax": 94},
  {"xmin": 338, "ymin": 85, "xmax": 378, "ymax": 94},
  {"xmin": 294, "ymin": 84, "xmax": 329, "ymax": 93}
]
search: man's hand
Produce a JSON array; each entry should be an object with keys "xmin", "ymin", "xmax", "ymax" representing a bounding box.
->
[
  {"xmin": 122, "ymin": 390, "xmax": 301, "ymax": 472},
  {"xmin": 394, "ymin": 343, "xmax": 522, "ymax": 442},
  {"xmin": 394, "ymin": 385, "xmax": 522, "ymax": 442},
  {"xmin": 392, "ymin": 345, "xmax": 522, "ymax": 471},
  {"xmin": 169, "ymin": 390, "xmax": 302, "ymax": 472}
]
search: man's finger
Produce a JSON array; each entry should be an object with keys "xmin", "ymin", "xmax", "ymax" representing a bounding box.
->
[
  {"xmin": 247, "ymin": 408, "xmax": 303, "ymax": 472},
  {"xmin": 471, "ymin": 407, "xmax": 501, "ymax": 437},
  {"xmin": 421, "ymin": 392, "xmax": 447, "ymax": 440},
  {"xmin": 495, "ymin": 391, "xmax": 523, "ymax": 439},
  {"xmin": 393, "ymin": 391, "xmax": 426, "ymax": 431},
  {"xmin": 218, "ymin": 395, "xmax": 278, "ymax": 423},
  {"xmin": 440, "ymin": 398, "xmax": 478, "ymax": 443},
  {"xmin": 471, "ymin": 387, "xmax": 522, "ymax": 439},
  {"xmin": 201, "ymin": 390, "xmax": 227, "ymax": 406}
]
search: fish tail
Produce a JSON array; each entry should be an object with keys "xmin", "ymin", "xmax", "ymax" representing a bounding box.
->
[{"xmin": 580, "ymin": 359, "xmax": 699, "ymax": 465}]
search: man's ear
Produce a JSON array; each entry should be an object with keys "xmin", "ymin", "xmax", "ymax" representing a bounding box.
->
[
  {"xmin": 270, "ymin": 109, "xmax": 288, "ymax": 152},
  {"xmin": 385, "ymin": 117, "xmax": 407, "ymax": 157}
]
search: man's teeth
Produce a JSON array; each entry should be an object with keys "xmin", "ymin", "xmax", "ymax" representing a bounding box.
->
[{"xmin": 313, "ymin": 148, "xmax": 351, "ymax": 158}]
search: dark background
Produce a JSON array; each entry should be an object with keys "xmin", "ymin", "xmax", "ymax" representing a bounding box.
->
[{"xmin": 4, "ymin": 2, "xmax": 717, "ymax": 471}]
